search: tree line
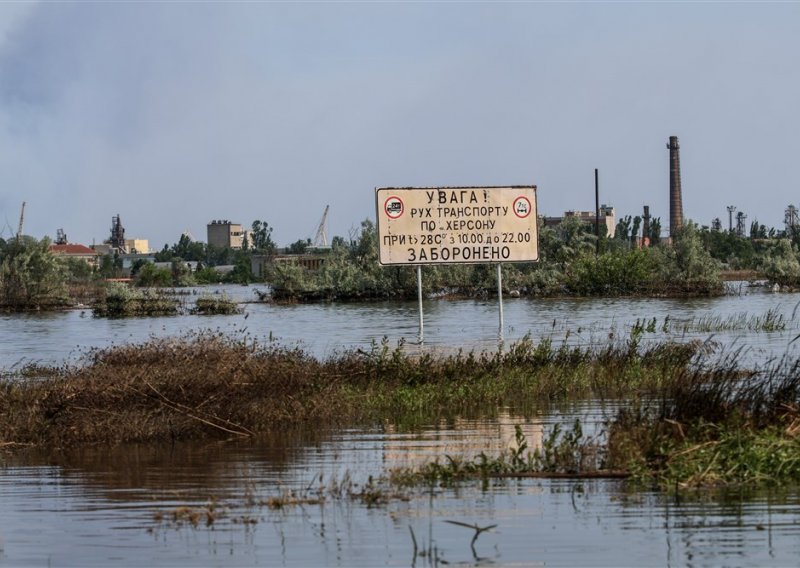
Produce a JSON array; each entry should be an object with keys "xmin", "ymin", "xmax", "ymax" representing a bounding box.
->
[{"xmin": 9, "ymin": 212, "xmax": 800, "ymax": 311}]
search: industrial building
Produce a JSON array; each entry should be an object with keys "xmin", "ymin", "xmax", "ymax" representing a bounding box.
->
[
  {"xmin": 207, "ymin": 220, "xmax": 247, "ymax": 249},
  {"xmin": 542, "ymin": 205, "xmax": 616, "ymax": 238},
  {"xmin": 124, "ymin": 239, "xmax": 150, "ymax": 254},
  {"xmin": 48, "ymin": 243, "xmax": 100, "ymax": 268},
  {"xmin": 102, "ymin": 215, "xmax": 150, "ymax": 254}
]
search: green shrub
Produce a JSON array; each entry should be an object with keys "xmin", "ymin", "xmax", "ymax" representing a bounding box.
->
[
  {"xmin": 191, "ymin": 294, "xmax": 241, "ymax": 315},
  {"xmin": 0, "ymin": 237, "xmax": 70, "ymax": 310},
  {"xmin": 94, "ymin": 283, "xmax": 179, "ymax": 317}
]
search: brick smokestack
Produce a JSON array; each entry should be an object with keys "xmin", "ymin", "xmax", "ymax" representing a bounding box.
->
[{"xmin": 667, "ymin": 136, "xmax": 683, "ymax": 236}]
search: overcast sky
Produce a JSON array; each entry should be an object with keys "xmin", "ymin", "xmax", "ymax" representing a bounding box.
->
[{"xmin": 1, "ymin": 2, "xmax": 799, "ymax": 249}]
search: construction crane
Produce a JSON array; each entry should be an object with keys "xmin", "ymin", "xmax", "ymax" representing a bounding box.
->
[
  {"xmin": 312, "ymin": 205, "xmax": 329, "ymax": 248},
  {"xmin": 16, "ymin": 201, "xmax": 26, "ymax": 242}
]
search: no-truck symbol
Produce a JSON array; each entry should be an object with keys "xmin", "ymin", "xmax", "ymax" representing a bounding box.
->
[
  {"xmin": 384, "ymin": 196, "xmax": 404, "ymax": 219},
  {"xmin": 513, "ymin": 196, "xmax": 532, "ymax": 218}
]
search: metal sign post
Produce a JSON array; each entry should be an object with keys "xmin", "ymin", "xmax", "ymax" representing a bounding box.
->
[
  {"xmin": 417, "ymin": 265, "xmax": 424, "ymax": 343},
  {"xmin": 497, "ymin": 263, "xmax": 504, "ymax": 341},
  {"xmin": 375, "ymin": 186, "xmax": 539, "ymax": 345}
]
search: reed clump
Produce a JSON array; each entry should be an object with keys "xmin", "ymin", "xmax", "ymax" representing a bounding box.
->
[
  {"xmin": 0, "ymin": 333, "xmax": 698, "ymax": 448},
  {"xmin": 191, "ymin": 293, "xmax": 242, "ymax": 315},
  {"xmin": 385, "ymin": 351, "xmax": 800, "ymax": 490},
  {"xmin": 662, "ymin": 309, "xmax": 788, "ymax": 334},
  {"xmin": 93, "ymin": 283, "xmax": 179, "ymax": 317},
  {"xmin": 392, "ymin": 363, "xmax": 800, "ymax": 490},
  {"xmin": 606, "ymin": 355, "xmax": 800, "ymax": 488}
]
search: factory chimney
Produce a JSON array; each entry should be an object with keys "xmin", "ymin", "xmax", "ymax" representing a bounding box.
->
[{"xmin": 667, "ymin": 136, "xmax": 683, "ymax": 237}]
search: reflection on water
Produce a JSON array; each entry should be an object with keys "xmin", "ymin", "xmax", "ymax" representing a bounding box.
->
[
  {"xmin": 383, "ymin": 412, "xmax": 545, "ymax": 470},
  {"xmin": 3, "ymin": 411, "xmax": 800, "ymax": 566}
]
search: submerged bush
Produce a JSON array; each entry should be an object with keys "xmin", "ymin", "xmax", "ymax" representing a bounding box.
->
[
  {"xmin": 758, "ymin": 239, "xmax": 800, "ymax": 288},
  {"xmin": 191, "ymin": 293, "xmax": 241, "ymax": 315},
  {"xmin": 268, "ymin": 219, "xmax": 723, "ymax": 302},
  {"xmin": 565, "ymin": 248, "xmax": 660, "ymax": 296},
  {"xmin": 93, "ymin": 283, "xmax": 180, "ymax": 317}
]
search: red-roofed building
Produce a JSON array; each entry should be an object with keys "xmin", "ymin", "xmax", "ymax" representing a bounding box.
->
[{"xmin": 49, "ymin": 244, "xmax": 100, "ymax": 268}]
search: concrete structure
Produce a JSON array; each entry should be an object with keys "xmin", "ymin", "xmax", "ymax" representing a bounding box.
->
[
  {"xmin": 667, "ymin": 136, "xmax": 683, "ymax": 236},
  {"xmin": 91, "ymin": 243, "xmax": 113, "ymax": 256},
  {"xmin": 207, "ymin": 220, "xmax": 246, "ymax": 249},
  {"xmin": 542, "ymin": 205, "xmax": 616, "ymax": 238},
  {"xmin": 49, "ymin": 243, "xmax": 100, "ymax": 268},
  {"xmin": 124, "ymin": 239, "xmax": 150, "ymax": 254},
  {"xmin": 251, "ymin": 253, "xmax": 328, "ymax": 279}
]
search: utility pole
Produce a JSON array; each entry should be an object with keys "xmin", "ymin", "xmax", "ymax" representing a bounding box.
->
[{"xmin": 594, "ymin": 169, "xmax": 600, "ymax": 256}]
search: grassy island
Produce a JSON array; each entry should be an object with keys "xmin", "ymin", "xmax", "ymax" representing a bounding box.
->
[{"xmin": 3, "ymin": 332, "xmax": 800, "ymax": 490}]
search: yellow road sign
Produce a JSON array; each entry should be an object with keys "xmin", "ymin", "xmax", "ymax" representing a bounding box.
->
[{"xmin": 375, "ymin": 186, "xmax": 539, "ymax": 265}]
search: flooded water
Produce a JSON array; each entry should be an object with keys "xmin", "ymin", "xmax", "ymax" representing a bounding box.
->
[
  {"xmin": 1, "ymin": 282, "xmax": 798, "ymax": 368},
  {"xmin": 3, "ymin": 412, "xmax": 800, "ymax": 567},
  {"xmin": 3, "ymin": 285, "xmax": 800, "ymax": 566}
]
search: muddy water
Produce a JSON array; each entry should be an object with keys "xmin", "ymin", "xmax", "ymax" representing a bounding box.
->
[
  {"xmin": 2, "ymin": 410, "xmax": 800, "ymax": 566},
  {"xmin": 3, "ymin": 285, "xmax": 800, "ymax": 565}
]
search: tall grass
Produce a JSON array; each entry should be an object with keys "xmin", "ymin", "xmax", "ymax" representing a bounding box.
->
[
  {"xmin": 606, "ymin": 352, "xmax": 800, "ymax": 487},
  {"xmin": 0, "ymin": 333, "xmax": 698, "ymax": 448},
  {"xmin": 386, "ymin": 352, "xmax": 800, "ymax": 489},
  {"xmin": 6, "ymin": 331, "xmax": 800, "ymax": 489},
  {"xmin": 668, "ymin": 309, "xmax": 788, "ymax": 333},
  {"xmin": 629, "ymin": 309, "xmax": 790, "ymax": 337}
]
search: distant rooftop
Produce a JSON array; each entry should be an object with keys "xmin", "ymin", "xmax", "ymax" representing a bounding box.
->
[{"xmin": 49, "ymin": 244, "xmax": 98, "ymax": 255}]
